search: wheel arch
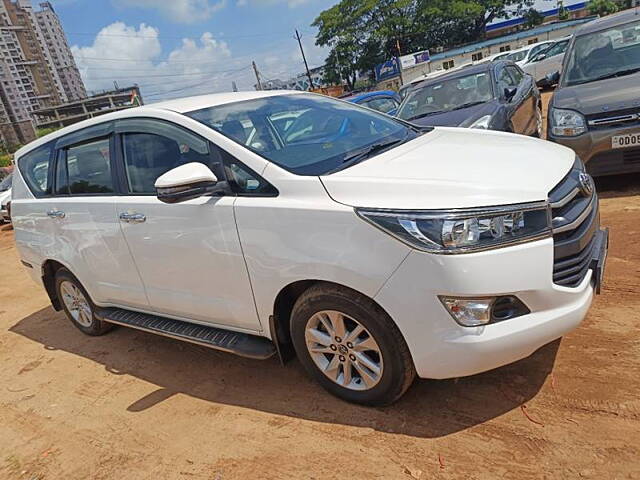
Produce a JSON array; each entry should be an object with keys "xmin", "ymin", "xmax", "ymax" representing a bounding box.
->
[
  {"xmin": 41, "ymin": 259, "xmax": 72, "ymax": 311},
  {"xmin": 270, "ymin": 279, "xmax": 401, "ymax": 365}
]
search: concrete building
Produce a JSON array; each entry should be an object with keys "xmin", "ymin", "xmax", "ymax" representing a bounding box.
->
[
  {"xmin": 32, "ymin": 86, "xmax": 142, "ymax": 130},
  {"xmin": 0, "ymin": 0, "xmax": 84, "ymax": 148},
  {"xmin": 257, "ymin": 66, "xmax": 326, "ymax": 91},
  {"xmin": 35, "ymin": 2, "xmax": 85, "ymax": 102},
  {"xmin": 377, "ymin": 16, "xmax": 596, "ymax": 90}
]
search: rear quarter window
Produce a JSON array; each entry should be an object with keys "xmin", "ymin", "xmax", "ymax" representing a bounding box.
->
[{"xmin": 17, "ymin": 145, "xmax": 52, "ymax": 197}]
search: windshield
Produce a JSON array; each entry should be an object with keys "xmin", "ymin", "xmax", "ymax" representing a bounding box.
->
[
  {"xmin": 185, "ymin": 94, "xmax": 414, "ymax": 176},
  {"xmin": 397, "ymin": 71, "xmax": 494, "ymax": 121},
  {"xmin": 0, "ymin": 173, "xmax": 12, "ymax": 192},
  {"xmin": 564, "ymin": 19, "xmax": 640, "ymax": 86},
  {"xmin": 506, "ymin": 49, "xmax": 528, "ymax": 62}
]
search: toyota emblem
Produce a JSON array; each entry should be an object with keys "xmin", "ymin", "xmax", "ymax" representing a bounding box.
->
[{"xmin": 579, "ymin": 172, "xmax": 594, "ymax": 197}]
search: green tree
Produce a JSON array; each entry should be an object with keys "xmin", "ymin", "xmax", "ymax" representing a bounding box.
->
[
  {"xmin": 523, "ymin": 8, "xmax": 545, "ymax": 28},
  {"xmin": 588, "ymin": 0, "xmax": 619, "ymax": 16}
]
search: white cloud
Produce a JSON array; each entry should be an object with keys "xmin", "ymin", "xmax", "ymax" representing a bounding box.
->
[
  {"xmin": 72, "ymin": 22, "xmax": 329, "ymax": 101},
  {"xmin": 113, "ymin": 0, "xmax": 226, "ymax": 23}
]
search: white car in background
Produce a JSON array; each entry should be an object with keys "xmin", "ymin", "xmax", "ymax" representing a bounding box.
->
[
  {"xmin": 0, "ymin": 173, "xmax": 11, "ymax": 223},
  {"xmin": 505, "ymin": 40, "xmax": 557, "ymax": 67},
  {"xmin": 523, "ymin": 37, "xmax": 572, "ymax": 87},
  {"xmin": 11, "ymin": 91, "xmax": 608, "ymax": 406}
]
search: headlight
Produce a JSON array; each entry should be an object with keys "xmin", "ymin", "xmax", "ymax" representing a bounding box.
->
[
  {"xmin": 468, "ymin": 115, "xmax": 492, "ymax": 129},
  {"xmin": 357, "ymin": 202, "xmax": 551, "ymax": 254},
  {"xmin": 551, "ymin": 108, "xmax": 587, "ymax": 137}
]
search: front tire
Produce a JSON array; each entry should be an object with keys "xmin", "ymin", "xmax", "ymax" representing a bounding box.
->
[
  {"xmin": 290, "ymin": 284, "xmax": 415, "ymax": 406},
  {"xmin": 532, "ymin": 103, "xmax": 543, "ymax": 138},
  {"xmin": 55, "ymin": 268, "xmax": 112, "ymax": 336}
]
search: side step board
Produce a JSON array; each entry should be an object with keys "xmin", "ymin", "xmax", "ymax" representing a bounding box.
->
[{"xmin": 95, "ymin": 307, "xmax": 276, "ymax": 360}]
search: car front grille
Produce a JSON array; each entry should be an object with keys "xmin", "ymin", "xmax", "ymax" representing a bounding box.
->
[
  {"xmin": 549, "ymin": 168, "xmax": 599, "ymax": 288},
  {"xmin": 587, "ymin": 107, "xmax": 640, "ymax": 130}
]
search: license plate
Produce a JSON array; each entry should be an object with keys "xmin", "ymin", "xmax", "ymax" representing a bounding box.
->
[{"xmin": 612, "ymin": 132, "xmax": 640, "ymax": 149}]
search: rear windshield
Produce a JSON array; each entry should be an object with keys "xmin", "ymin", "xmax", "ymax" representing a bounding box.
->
[{"xmin": 185, "ymin": 94, "xmax": 413, "ymax": 176}]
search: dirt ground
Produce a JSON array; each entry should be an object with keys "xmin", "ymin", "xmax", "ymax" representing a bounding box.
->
[{"xmin": 1, "ymin": 95, "xmax": 640, "ymax": 480}]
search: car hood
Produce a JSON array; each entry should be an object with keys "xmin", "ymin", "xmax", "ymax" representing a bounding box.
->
[
  {"xmin": 553, "ymin": 73, "xmax": 640, "ymax": 116},
  {"xmin": 407, "ymin": 102, "xmax": 495, "ymax": 128},
  {"xmin": 320, "ymin": 128, "xmax": 575, "ymax": 210}
]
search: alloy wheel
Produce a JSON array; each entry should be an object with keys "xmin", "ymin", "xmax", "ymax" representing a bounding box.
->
[
  {"xmin": 60, "ymin": 280, "xmax": 93, "ymax": 327},
  {"xmin": 305, "ymin": 310, "xmax": 384, "ymax": 391}
]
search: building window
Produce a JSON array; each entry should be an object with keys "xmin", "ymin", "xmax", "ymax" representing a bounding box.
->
[
  {"xmin": 528, "ymin": 38, "xmax": 539, "ymax": 45},
  {"xmin": 442, "ymin": 59, "xmax": 455, "ymax": 70},
  {"xmin": 472, "ymin": 52, "xmax": 483, "ymax": 62},
  {"xmin": 499, "ymin": 45, "xmax": 511, "ymax": 53}
]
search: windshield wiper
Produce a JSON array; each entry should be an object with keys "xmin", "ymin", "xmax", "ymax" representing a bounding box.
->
[
  {"xmin": 406, "ymin": 110, "xmax": 445, "ymax": 121},
  {"xmin": 450, "ymin": 101, "xmax": 486, "ymax": 111},
  {"xmin": 571, "ymin": 67, "xmax": 640, "ymax": 85},
  {"xmin": 326, "ymin": 136, "xmax": 408, "ymax": 174}
]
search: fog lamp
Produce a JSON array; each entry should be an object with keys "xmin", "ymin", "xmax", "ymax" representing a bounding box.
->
[{"xmin": 440, "ymin": 297, "xmax": 493, "ymax": 327}]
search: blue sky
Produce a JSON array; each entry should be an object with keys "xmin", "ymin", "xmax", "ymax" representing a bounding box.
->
[
  {"xmin": 50, "ymin": 0, "xmax": 585, "ymax": 102},
  {"xmin": 49, "ymin": 0, "xmax": 330, "ymax": 101}
]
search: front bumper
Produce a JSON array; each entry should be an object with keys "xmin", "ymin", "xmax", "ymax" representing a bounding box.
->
[
  {"xmin": 375, "ymin": 232, "xmax": 606, "ymax": 379},
  {"xmin": 548, "ymin": 124, "xmax": 640, "ymax": 176}
]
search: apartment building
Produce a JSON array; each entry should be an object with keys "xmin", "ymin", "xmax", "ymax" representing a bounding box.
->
[
  {"xmin": 0, "ymin": 0, "xmax": 84, "ymax": 147},
  {"xmin": 35, "ymin": 2, "xmax": 85, "ymax": 102}
]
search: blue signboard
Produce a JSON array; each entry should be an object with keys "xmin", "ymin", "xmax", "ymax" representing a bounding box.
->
[{"xmin": 375, "ymin": 58, "xmax": 400, "ymax": 81}]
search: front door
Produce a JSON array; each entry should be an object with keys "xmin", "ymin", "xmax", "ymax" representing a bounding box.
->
[{"xmin": 113, "ymin": 118, "xmax": 261, "ymax": 332}]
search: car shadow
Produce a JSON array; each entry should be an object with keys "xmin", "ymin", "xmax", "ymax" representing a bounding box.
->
[
  {"xmin": 10, "ymin": 306, "xmax": 560, "ymax": 439},
  {"xmin": 595, "ymin": 172, "xmax": 640, "ymax": 199}
]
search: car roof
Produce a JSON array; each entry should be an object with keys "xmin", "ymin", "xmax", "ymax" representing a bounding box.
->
[
  {"xmin": 343, "ymin": 90, "xmax": 397, "ymax": 103},
  {"xmin": 14, "ymin": 90, "xmax": 305, "ymax": 160},
  {"xmin": 411, "ymin": 62, "xmax": 493, "ymax": 88},
  {"xmin": 575, "ymin": 8, "xmax": 640, "ymax": 36}
]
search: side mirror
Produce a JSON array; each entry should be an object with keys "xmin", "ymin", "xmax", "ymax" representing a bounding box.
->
[
  {"xmin": 546, "ymin": 71, "xmax": 561, "ymax": 85},
  {"xmin": 155, "ymin": 162, "xmax": 225, "ymax": 204},
  {"xmin": 504, "ymin": 87, "xmax": 518, "ymax": 102}
]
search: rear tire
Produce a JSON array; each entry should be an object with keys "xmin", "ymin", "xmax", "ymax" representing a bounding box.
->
[
  {"xmin": 290, "ymin": 284, "xmax": 415, "ymax": 406},
  {"xmin": 55, "ymin": 268, "xmax": 113, "ymax": 336}
]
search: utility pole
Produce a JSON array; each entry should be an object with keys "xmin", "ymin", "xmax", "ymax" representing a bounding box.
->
[
  {"xmin": 252, "ymin": 61, "xmax": 263, "ymax": 91},
  {"xmin": 231, "ymin": 81, "xmax": 238, "ymax": 92},
  {"xmin": 396, "ymin": 38, "xmax": 404, "ymax": 86},
  {"xmin": 295, "ymin": 29, "xmax": 315, "ymax": 91}
]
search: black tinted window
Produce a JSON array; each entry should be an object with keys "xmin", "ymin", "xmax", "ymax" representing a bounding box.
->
[
  {"xmin": 57, "ymin": 139, "xmax": 114, "ymax": 194},
  {"xmin": 18, "ymin": 145, "xmax": 52, "ymax": 197},
  {"xmin": 122, "ymin": 127, "xmax": 213, "ymax": 194},
  {"xmin": 506, "ymin": 66, "xmax": 524, "ymax": 84}
]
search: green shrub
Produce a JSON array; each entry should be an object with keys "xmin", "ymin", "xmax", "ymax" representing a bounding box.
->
[
  {"xmin": 37, "ymin": 127, "xmax": 60, "ymax": 138},
  {"xmin": 0, "ymin": 154, "xmax": 11, "ymax": 167}
]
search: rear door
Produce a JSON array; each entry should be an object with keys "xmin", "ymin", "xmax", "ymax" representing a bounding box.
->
[
  {"xmin": 506, "ymin": 65, "xmax": 537, "ymax": 135},
  {"xmin": 49, "ymin": 123, "xmax": 149, "ymax": 308},
  {"xmin": 112, "ymin": 118, "xmax": 262, "ymax": 332}
]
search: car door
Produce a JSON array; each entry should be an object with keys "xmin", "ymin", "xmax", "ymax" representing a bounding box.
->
[
  {"xmin": 507, "ymin": 65, "xmax": 537, "ymax": 135},
  {"xmin": 113, "ymin": 117, "xmax": 262, "ymax": 332},
  {"xmin": 49, "ymin": 123, "xmax": 149, "ymax": 308},
  {"xmin": 538, "ymin": 40, "xmax": 570, "ymax": 83},
  {"xmin": 496, "ymin": 64, "xmax": 526, "ymax": 133}
]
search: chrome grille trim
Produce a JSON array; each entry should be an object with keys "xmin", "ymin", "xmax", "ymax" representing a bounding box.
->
[
  {"xmin": 588, "ymin": 113, "xmax": 639, "ymax": 127},
  {"xmin": 552, "ymin": 194, "xmax": 596, "ymax": 234}
]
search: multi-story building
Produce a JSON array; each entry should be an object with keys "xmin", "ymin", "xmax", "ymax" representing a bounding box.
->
[
  {"xmin": 0, "ymin": 0, "xmax": 84, "ymax": 147},
  {"xmin": 35, "ymin": 2, "xmax": 85, "ymax": 102}
]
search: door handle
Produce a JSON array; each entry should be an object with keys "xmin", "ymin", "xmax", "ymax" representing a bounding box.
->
[
  {"xmin": 47, "ymin": 209, "xmax": 65, "ymax": 219},
  {"xmin": 119, "ymin": 212, "xmax": 146, "ymax": 224}
]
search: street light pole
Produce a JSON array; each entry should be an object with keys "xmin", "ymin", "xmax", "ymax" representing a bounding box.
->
[{"xmin": 296, "ymin": 29, "xmax": 315, "ymax": 90}]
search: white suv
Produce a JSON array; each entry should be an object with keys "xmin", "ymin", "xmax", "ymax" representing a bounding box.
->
[{"xmin": 12, "ymin": 91, "xmax": 608, "ymax": 405}]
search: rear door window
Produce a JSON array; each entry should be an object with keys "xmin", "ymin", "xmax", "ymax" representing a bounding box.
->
[
  {"xmin": 18, "ymin": 145, "xmax": 52, "ymax": 197},
  {"xmin": 56, "ymin": 139, "xmax": 115, "ymax": 195}
]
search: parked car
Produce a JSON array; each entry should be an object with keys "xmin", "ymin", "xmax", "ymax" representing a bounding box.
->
[
  {"xmin": 523, "ymin": 36, "xmax": 572, "ymax": 87},
  {"xmin": 396, "ymin": 61, "xmax": 543, "ymax": 137},
  {"xmin": 0, "ymin": 173, "xmax": 11, "ymax": 223},
  {"xmin": 12, "ymin": 91, "xmax": 607, "ymax": 405},
  {"xmin": 547, "ymin": 9, "xmax": 640, "ymax": 176},
  {"xmin": 343, "ymin": 90, "xmax": 401, "ymax": 115},
  {"xmin": 504, "ymin": 40, "xmax": 556, "ymax": 67}
]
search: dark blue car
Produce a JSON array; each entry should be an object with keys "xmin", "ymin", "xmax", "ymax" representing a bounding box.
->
[
  {"xmin": 343, "ymin": 90, "xmax": 401, "ymax": 116},
  {"xmin": 396, "ymin": 61, "xmax": 542, "ymax": 137}
]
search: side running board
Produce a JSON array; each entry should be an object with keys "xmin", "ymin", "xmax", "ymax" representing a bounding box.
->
[{"xmin": 95, "ymin": 307, "xmax": 276, "ymax": 360}]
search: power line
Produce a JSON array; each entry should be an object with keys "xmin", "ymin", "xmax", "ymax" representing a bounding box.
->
[
  {"xmin": 82, "ymin": 67, "xmax": 250, "ymax": 80},
  {"xmin": 65, "ymin": 30, "xmax": 303, "ymax": 40}
]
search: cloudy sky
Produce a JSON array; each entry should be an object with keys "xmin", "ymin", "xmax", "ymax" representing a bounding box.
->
[
  {"xmin": 50, "ymin": 0, "xmax": 586, "ymax": 103},
  {"xmin": 49, "ymin": 0, "xmax": 329, "ymax": 103}
]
